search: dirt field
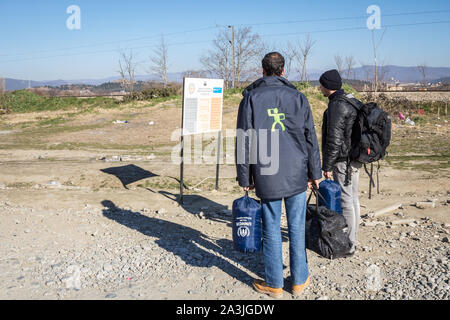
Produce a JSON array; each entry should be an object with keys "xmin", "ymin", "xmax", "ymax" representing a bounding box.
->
[{"xmin": 0, "ymin": 93, "xmax": 449, "ymax": 300}]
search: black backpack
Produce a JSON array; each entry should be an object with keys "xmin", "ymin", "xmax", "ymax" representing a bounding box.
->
[{"xmin": 338, "ymin": 95, "xmax": 392, "ymax": 198}]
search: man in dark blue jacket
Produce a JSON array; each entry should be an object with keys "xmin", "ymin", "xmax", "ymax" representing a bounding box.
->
[{"xmin": 236, "ymin": 52, "xmax": 321, "ymax": 298}]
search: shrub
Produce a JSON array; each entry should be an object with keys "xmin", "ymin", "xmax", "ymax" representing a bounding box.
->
[
  {"xmin": 122, "ymin": 87, "xmax": 178, "ymax": 103},
  {"xmin": 293, "ymin": 82, "xmax": 312, "ymax": 91},
  {"xmin": 361, "ymin": 92, "xmax": 445, "ymax": 121},
  {"xmin": 223, "ymin": 87, "xmax": 244, "ymax": 99},
  {"xmin": 1, "ymin": 90, "xmax": 118, "ymax": 113},
  {"xmin": 0, "ymin": 93, "xmax": 9, "ymax": 114},
  {"xmin": 341, "ymin": 83, "xmax": 359, "ymax": 96},
  {"xmin": 411, "ymin": 116, "xmax": 427, "ymax": 125}
]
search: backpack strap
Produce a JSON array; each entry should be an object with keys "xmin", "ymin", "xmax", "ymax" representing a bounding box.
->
[
  {"xmin": 344, "ymin": 157, "xmax": 352, "ymax": 187},
  {"xmin": 335, "ymin": 95, "xmax": 361, "ymax": 186},
  {"xmin": 376, "ymin": 161, "xmax": 380, "ymax": 195},
  {"xmin": 364, "ymin": 163, "xmax": 376, "ymax": 199},
  {"xmin": 335, "ymin": 94, "xmax": 362, "ymax": 112}
]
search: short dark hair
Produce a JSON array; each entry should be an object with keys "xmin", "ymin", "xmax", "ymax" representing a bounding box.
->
[{"xmin": 262, "ymin": 52, "xmax": 285, "ymax": 76}]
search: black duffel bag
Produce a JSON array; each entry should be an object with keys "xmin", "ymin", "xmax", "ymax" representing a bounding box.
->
[{"xmin": 305, "ymin": 187, "xmax": 353, "ymax": 260}]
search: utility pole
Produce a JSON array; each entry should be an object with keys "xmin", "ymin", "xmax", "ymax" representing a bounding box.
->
[
  {"xmin": 0, "ymin": 78, "xmax": 5, "ymax": 94},
  {"xmin": 228, "ymin": 25, "xmax": 235, "ymax": 89},
  {"xmin": 371, "ymin": 28, "xmax": 386, "ymax": 94}
]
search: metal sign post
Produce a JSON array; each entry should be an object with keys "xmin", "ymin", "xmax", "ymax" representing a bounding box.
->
[
  {"xmin": 179, "ymin": 134, "xmax": 184, "ymax": 204},
  {"xmin": 179, "ymin": 78, "xmax": 186, "ymax": 205},
  {"xmin": 215, "ymin": 130, "xmax": 222, "ymax": 190}
]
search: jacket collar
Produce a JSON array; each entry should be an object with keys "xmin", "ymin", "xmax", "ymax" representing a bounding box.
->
[
  {"xmin": 243, "ymin": 76, "xmax": 297, "ymax": 96},
  {"xmin": 328, "ymin": 89, "xmax": 345, "ymax": 101}
]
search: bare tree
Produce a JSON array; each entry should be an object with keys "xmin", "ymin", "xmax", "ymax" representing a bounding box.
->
[
  {"xmin": 234, "ymin": 27, "xmax": 263, "ymax": 84},
  {"xmin": 118, "ymin": 50, "xmax": 137, "ymax": 94},
  {"xmin": 280, "ymin": 42, "xmax": 298, "ymax": 80},
  {"xmin": 359, "ymin": 61, "xmax": 374, "ymax": 91},
  {"xmin": 359, "ymin": 58, "xmax": 389, "ymax": 92},
  {"xmin": 297, "ymin": 34, "xmax": 316, "ymax": 82},
  {"xmin": 334, "ymin": 54, "xmax": 344, "ymax": 76},
  {"xmin": 378, "ymin": 60, "xmax": 390, "ymax": 90},
  {"xmin": 417, "ymin": 63, "xmax": 428, "ymax": 86},
  {"xmin": 182, "ymin": 70, "xmax": 207, "ymax": 79},
  {"xmin": 200, "ymin": 38, "xmax": 232, "ymax": 88},
  {"xmin": 201, "ymin": 26, "xmax": 262, "ymax": 88},
  {"xmin": 150, "ymin": 36, "xmax": 169, "ymax": 88},
  {"xmin": 345, "ymin": 55, "xmax": 356, "ymax": 80},
  {"xmin": 371, "ymin": 28, "xmax": 387, "ymax": 93}
]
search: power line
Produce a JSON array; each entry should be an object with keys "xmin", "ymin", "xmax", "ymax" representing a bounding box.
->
[
  {"xmin": 0, "ymin": 25, "xmax": 222, "ymax": 58},
  {"xmin": 258, "ymin": 19, "xmax": 450, "ymax": 38},
  {"xmin": 0, "ymin": 19, "xmax": 448, "ymax": 64},
  {"xmin": 0, "ymin": 39, "xmax": 214, "ymax": 64},
  {"xmin": 237, "ymin": 9, "xmax": 450, "ymax": 27},
  {"xmin": 1, "ymin": 9, "xmax": 448, "ymax": 59}
]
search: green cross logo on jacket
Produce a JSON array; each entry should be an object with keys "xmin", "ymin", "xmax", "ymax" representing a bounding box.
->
[{"xmin": 267, "ymin": 108, "xmax": 286, "ymax": 132}]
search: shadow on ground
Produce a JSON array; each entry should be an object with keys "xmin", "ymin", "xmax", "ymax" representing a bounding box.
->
[
  {"xmin": 101, "ymin": 200, "xmax": 265, "ymax": 289},
  {"xmin": 158, "ymin": 191, "xmax": 291, "ymax": 242},
  {"xmin": 101, "ymin": 164, "xmax": 158, "ymax": 189},
  {"xmin": 158, "ymin": 190, "xmax": 232, "ymax": 222}
]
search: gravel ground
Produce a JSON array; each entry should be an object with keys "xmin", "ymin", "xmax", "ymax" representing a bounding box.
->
[{"xmin": 0, "ymin": 194, "xmax": 448, "ymax": 300}]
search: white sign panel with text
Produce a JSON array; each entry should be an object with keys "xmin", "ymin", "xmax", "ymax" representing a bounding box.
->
[{"xmin": 182, "ymin": 78, "xmax": 224, "ymax": 136}]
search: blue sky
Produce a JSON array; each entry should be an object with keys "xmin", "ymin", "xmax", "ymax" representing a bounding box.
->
[{"xmin": 0, "ymin": 0, "xmax": 449, "ymax": 80}]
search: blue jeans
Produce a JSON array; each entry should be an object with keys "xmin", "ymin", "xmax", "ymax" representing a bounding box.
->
[{"xmin": 261, "ymin": 191, "xmax": 308, "ymax": 288}]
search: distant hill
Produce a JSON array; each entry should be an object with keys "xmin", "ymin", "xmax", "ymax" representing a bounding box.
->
[
  {"xmin": 4, "ymin": 73, "xmax": 184, "ymax": 91},
  {"xmin": 352, "ymin": 65, "xmax": 450, "ymax": 83},
  {"xmin": 4, "ymin": 65, "xmax": 450, "ymax": 91},
  {"xmin": 307, "ymin": 65, "xmax": 450, "ymax": 83},
  {"xmin": 5, "ymin": 78, "xmax": 47, "ymax": 91}
]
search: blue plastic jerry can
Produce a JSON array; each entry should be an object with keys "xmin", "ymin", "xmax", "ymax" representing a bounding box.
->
[{"xmin": 318, "ymin": 180, "xmax": 342, "ymax": 214}]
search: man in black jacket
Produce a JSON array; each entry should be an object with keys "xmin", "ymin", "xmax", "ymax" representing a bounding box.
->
[
  {"xmin": 236, "ymin": 52, "xmax": 321, "ymax": 298},
  {"xmin": 320, "ymin": 69, "xmax": 362, "ymax": 255}
]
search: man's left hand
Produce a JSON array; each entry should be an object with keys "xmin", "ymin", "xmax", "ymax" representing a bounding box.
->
[{"xmin": 323, "ymin": 171, "xmax": 333, "ymax": 179}]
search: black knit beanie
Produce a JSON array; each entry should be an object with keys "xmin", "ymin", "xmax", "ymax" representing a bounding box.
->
[{"xmin": 319, "ymin": 69, "xmax": 342, "ymax": 90}]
